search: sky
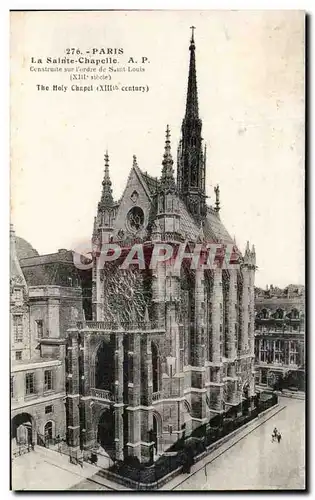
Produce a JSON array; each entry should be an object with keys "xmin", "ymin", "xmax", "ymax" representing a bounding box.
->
[{"xmin": 10, "ymin": 10, "xmax": 305, "ymax": 288}]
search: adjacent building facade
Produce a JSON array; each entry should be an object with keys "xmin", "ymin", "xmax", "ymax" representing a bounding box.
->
[
  {"xmin": 10, "ymin": 226, "xmax": 85, "ymax": 453},
  {"xmin": 66, "ymin": 32, "xmax": 257, "ymax": 464},
  {"xmin": 254, "ymin": 284, "xmax": 305, "ymax": 391}
]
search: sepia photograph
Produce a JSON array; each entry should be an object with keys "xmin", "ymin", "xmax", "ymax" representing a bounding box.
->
[{"xmin": 10, "ymin": 10, "xmax": 305, "ymax": 491}]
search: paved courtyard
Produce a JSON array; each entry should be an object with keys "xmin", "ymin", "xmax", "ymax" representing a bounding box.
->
[
  {"xmin": 171, "ymin": 397, "xmax": 305, "ymax": 491},
  {"xmin": 11, "ymin": 445, "xmax": 111, "ymax": 491},
  {"xmin": 11, "ymin": 397, "xmax": 305, "ymax": 491}
]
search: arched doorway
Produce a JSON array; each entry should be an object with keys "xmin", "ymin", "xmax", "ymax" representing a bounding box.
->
[
  {"xmin": 152, "ymin": 414, "xmax": 158, "ymax": 452},
  {"xmin": 97, "ymin": 408, "xmax": 116, "ymax": 459},
  {"xmin": 151, "ymin": 411, "xmax": 162, "ymax": 455},
  {"xmin": 11, "ymin": 413, "xmax": 34, "ymax": 448},
  {"xmin": 44, "ymin": 421, "xmax": 54, "ymax": 445},
  {"xmin": 94, "ymin": 338, "xmax": 115, "ymax": 393}
]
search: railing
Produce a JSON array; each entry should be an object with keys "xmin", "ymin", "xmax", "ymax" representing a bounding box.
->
[
  {"xmin": 77, "ymin": 320, "xmax": 163, "ymax": 332},
  {"xmin": 152, "ymin": 391, "xmax": 161, "ymax": 402},
  {"xmin": 90, "ymin": 388, "xmax": 115, "ymax": 401},
  {"xmin": 107, "ymin": 392, "xmax": 278, "ymax": 488},
  {"xmin": 255, "ymin": 327, "xmax": 303, "ymax": 334},
  {"xmin": 12, "ymin": 444, "xmax": 33, "ymax": 459}
]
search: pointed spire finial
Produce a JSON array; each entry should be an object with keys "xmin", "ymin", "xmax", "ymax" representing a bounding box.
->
[
  {"xmin": 100, "ymin": 151, "xmax": 114, "ymax": 208},
  {"xmin": 185, "ymin": 26, "xmax": 199, "ymax": 120},
  {"xmin": 104, "ymin": 150, "xmax": 110, "ymax": 179},
  {"xmin": 251, "ymin": 244, "xmax": 256, "ymax": 266},
  {"xmin": 133, "ymin": 154, "xmax": 138, "ymax": 168},
  {"xmin": 190, "ymin": 25, "xmax": 196, "ymax": 45},
  {"xmin": 161, "ymin": 125, "xmax": 176, "ymax": 189}
]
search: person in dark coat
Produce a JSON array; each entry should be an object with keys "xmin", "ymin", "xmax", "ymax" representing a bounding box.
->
[
  {"xmin": 277, "ymin": 432, "xmax": 282, "ymax": 443},
  {"xmin": 272, "ymin": 427, "xmax": 278, "ymax": 442}
]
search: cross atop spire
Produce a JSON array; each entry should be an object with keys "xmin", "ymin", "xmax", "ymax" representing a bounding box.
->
[
  {"xmin": 161, "ymin": 124, "xmax": 175, "ymax": 189},
  {"xmin": 190, "ymin": 25, "xmax": 196, "ymax": 44},
  {"xmin": 100, "ymin": 151, "xmax": 114, "ymax": 208},
  {"xmin": 185, "ymin": 26, "xmax": 199, "ymax": 120}
]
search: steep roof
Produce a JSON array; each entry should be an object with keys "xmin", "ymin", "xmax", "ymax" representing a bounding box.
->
[
  {"xmin": 177, "ymin": 199, "xmax": 200, "ymax": 241},
  {"xmin": 15, "ymin": 237, "xmax": 39, "ymax": 260},
  {"xmin": 20, "ymin": 250, "xmax": 81, "ymax": 287},
  {"xmin": 204, "ymin": 208, "xmax": 234, "ymax": 244},
  {"xmin": 10, "ymin": 230, "xmax": 28, "ymax": 288},
  {"xmin": 140, "ymin": 171, "xmax": 160, "ymax": 195}
]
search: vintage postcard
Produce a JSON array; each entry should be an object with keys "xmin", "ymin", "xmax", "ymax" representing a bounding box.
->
[{"xmin": 10, "ymin": 10, "xmax": 305, "ymax": 491}]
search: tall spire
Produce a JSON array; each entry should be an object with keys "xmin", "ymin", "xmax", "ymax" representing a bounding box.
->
[
  {"xmin": 177, "ymin": 27, "xmax": 206, "ymax": 220},
  {"xmin": 161, "ymin": 125, "xmax": 175, "ymax": 189},
  {"xmin": 100, "ymin": 151, "xmax": 114, "ymax": 208},
  {"xmin": 185, "ymin": 26, "xmax": 199, "ymax": 120}
]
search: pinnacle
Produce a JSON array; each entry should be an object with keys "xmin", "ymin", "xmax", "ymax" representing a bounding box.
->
[
  {"xmin": 100, "ymin": 151, "xmax": 114, "ymax": 207},
  {"xmin": 161, "ymin": 125, "xmax": 175, "ymax": 189}
]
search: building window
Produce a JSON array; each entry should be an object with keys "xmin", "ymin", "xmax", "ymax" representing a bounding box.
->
[
  {"xmin": 275, "ymin": 308, "xmax": 284, "ymax": 320},
  {"xmin": 36, "ymin": 320, "xmax": 44, "ymax": 338},
  {"xmin": 25, "ymin": 372, "xmax": 35, "ymax": 395},
  {"xmin": 44, "ymin": 421, "xmax": 53, "ymax": 442},
  {"xmin": 289, "ymin": 342, "xmax": 298, "ymax": 365},
  {"xmin": 15, "ymin": 351, "xmax": 22, "ymax": 361},
  {"xmin": 274, "ymin": 340, "xmax": 284, "ymax": 364},
  {"xmin": 13, "ymin": 315, "xmax": 23, "ymax": 342},
  {"xmin": 291, "ymin": 309, "xmax": 299, "ymax": 319},
  {"xmin": 261, "ymin": 369, "xmax": 267, "ymax": 384},
  {"xmin": 13, "ymin": 288, "xmax": 22, "ymax": 302},
  {"xmin": 45, "ymin": 405, "xmax": 53, "ymax": 414},
  {"xmin": 11, "ymin": 376, "xmax": 14, "ymax": 398},
  {"xmin": 259, "ymin": 339, "xmax": 272, "ymax": 363},
  {"xmin": 44, "ymin": 370, "xmax": 53, "ymax": 391}
]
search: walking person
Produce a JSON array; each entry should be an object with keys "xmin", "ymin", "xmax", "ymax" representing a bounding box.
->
[
  {"xmin": 277, "ymin": 432, "xmax": 282, "ymax": 443},
  {"xmin": 271, "ymin": 427, "xmax": 278, "ymax": 442}
]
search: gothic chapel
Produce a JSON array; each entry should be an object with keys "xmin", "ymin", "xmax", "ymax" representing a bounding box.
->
[{"xmin": 66, "ymin": 30, "xmax": 257, "ymax": 463}]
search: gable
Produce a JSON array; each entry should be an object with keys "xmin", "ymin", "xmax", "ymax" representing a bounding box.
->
[{"xmin": 113, "ymin": 166, "xmax": 154, "ymax": 240}]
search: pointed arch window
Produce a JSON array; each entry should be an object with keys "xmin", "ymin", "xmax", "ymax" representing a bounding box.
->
[{"xmin": 151, "ymin": 342, "xmax": 160, "ymax": 394}]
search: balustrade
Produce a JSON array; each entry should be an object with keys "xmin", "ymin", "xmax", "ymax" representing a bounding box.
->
[
  {"xmin": 90, "ymin": 388, "xmax": 114, "ymax": 401},
  {"xmin": 77, "ymin": 320, "xmax": 162, "ymax": 332},
  {"xmin": 152, "ymin": 391, "xmax": 161, "ymax": 402}
]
